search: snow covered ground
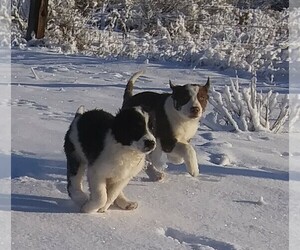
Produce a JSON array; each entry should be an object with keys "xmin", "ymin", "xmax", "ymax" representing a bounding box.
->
[{"xmin": 2, "ymin": 48, "xmax": 292, "ymax": 249}]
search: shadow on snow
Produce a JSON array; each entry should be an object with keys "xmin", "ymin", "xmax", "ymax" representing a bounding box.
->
[
  {"xmin": 11, "ymin": 153, "xmax": 65, "ymax": 181},
  {"xmin": 2, "ymin": 152, "xmax": 291, "ymax": 214},
  {"xmin": 166, "ymin": 163, "xmax": 289, "ymax": 181},
  {"xmin": 0, "ymin": 193, "xmax": 77, "ymax": 213}
]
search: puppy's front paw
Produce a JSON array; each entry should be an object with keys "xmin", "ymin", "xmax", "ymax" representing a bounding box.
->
[
  {"xmin": 189, "ymin": 169, "xmax": 199, "ymax": 177},
  {"xmin": 145, "ymin": 167, "xmax": 165, "ymax": 182},
  {"xmin": 80, "ymin": 205, "xmax": 95, "ymax": 214},
  {"xmin": 125, "ymin": 201, "xmax": 138, "ymax": 210},
  {"xmin": 97, "ymin": 207, "xmax": 107, "ymax": 213},
  {"xmin": 192, "ymin": 172, "xmax": 199, "ymax": 177},
  {"xmin": 80, "ymin": 202, "xmax": 99, "ymax": 213}
]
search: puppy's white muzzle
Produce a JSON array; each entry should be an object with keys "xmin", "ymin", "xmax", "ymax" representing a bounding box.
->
[{"xmin": 189, "ymin": 106, "xmax": 201, "ymax": 118}]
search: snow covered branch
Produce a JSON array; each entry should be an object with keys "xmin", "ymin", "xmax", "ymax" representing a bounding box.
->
[
  {"xmin": 10, "ymin": 0, "xmax": 288, "ymax": 78},
  {"xmin": 289, "ymin": 94, "xmax": 300, "ymax": 132},
  {"xmin": 203, "ymin": 74, "xmax": 290, "ymax": 133}
]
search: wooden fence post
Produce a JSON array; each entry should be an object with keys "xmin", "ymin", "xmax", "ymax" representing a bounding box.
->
[{"xmin": 26, "ymin": 0, "xmax": 49, "ymax": 41}]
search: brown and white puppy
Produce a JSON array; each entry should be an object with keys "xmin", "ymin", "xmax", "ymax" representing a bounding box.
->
[{"xmin": 122, "ymin": 71, "xmax": 210, "ymax": 181}]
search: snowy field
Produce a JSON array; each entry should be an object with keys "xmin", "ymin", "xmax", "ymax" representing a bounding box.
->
[{"xmin": 0, "ymin": 47, "xmax": 291, "ymax": 249}]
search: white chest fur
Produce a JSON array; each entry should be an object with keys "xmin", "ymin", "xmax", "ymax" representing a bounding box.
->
[
  {"xmin": 172, "ymin": 119, "xmax": 199, "ymax": 142},
  {"xmin": 92, "ymin": 132, "xmax": 145, "ymax": 181},
  {"xmin": 165, "ymin": 97, "xmax": 200, "ymax": 143}
]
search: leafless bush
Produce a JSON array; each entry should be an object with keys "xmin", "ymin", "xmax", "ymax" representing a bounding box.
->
[
  {"xmin": 10, "ymin": 0, "xmax": 289, "ymax": 78},
  {"xmin": 203, "ymin": 73, "xmax": 289, "ymax": 133}
]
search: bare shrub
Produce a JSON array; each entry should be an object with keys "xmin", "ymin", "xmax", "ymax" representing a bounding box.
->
[
  {"xmin": 203, "ymin": 73, "xmax": 289, "ymax": 133},
  {"xmin": 10, "ymin": 0, "xmax": 289, "ymax": 78}
]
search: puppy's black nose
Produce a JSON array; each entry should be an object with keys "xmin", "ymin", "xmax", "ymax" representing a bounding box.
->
[
  {"xmin": 190, "ymin": 106, "xmax": 200, "ymax": 114},
  {"xmin": 144, "ymin": 139, "xmax": 155, "ymax": 150}
]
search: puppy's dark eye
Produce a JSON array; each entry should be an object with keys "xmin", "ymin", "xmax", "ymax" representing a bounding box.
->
[
  {"xmin": 173, "ymin": 89, "xmax": 190, "ymax": 106},
  {"xmin": 182, "ymin": 95, "xmax": 190, "ymax": 103},
  {"xmin": 136, "ymin": 121, "xmax": 144, "ymax": 128}
]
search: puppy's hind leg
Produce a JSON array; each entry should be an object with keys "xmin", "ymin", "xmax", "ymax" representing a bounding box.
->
[
  {"xmin": 67, "ymin": 153, "xmax": 88, "ymax": 207},
  {"xmin": 80, "ymin": 169, "xmax": 107, "ymax": 213},
  {"xmin": 114, "ymin": 191, "xmax": 138, "ymax": 210},
  {"xmin": 145, "ymin": 145, "xmax": 165, "ymax": 182},
  {"xmin": 167, "ymin": 153, "xmax": 184, "ymax": 165},
  {"xmin": 145, "ymin": 163, "xmax": 165, "ymax": 182}
]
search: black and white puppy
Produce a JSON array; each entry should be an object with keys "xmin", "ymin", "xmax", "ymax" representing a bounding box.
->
[
  {"xmin": 64, "ymin": 105, "xmax": 156, "ymax": 213},
  {"xmin": 122, "ymin": 71, "xmax": 209, "ymax": 181}
]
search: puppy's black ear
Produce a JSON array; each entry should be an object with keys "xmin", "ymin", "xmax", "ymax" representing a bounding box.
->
[
  {"xmin": 205, "ymin": 77, "xmax": 210, "ymax": 91},
  {"xmin": 169, "ymin": 80, "xmax": 175, "ymax": 89}
]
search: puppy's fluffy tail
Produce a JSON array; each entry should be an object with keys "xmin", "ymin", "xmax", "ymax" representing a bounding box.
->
[{"xmin": 122, "ymin": 70, "xmax": 144, "ymax": 106}]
